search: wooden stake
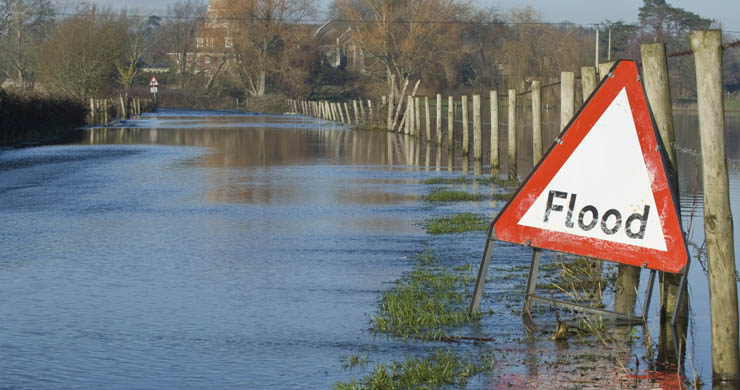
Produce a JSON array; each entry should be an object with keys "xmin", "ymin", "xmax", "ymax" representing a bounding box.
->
[
  {"xmin": 473, "ymin": 94, "xmax": 482, "ymax": 161},
  {"xmin": 462, "ymin": 95, "xmax": 469, "ymax": 155},
  {"xmin": 581, "ymin": 66, "xmax": 597, "ymax": 101},
  {"xmin": 415, "ymin": 97, "xmax": 421, "ymax": 137},
  {"xmin": 532, "ymin": 80, "xmax": 542, "ymax": 164},
  {"xmin": 424, "ymin": 96, "xmax": 431, "ymax": 141},
  {"xmin": 598, "ymin": 61, "xmax": 615, "ymax": 81},
  {"xmin": 344, "ymin": 102, "xmax": 351, "ymax": 124},
  {"xmin": 447, "ymin": 96, "xmax": 454, "ymax": 148},
  {"xmin": 691, "ymin": 29, "xmax": 740, "ymax": 382},
  {"xmin": 507, "ymin": 89, "xmax": 517, "ymax": 179},
  {"xmin": 642, "ymin": 41, "xmax": 687, "ymax": 365},
  {"xmin": 560, "ymin": 71, "xmax": 575, "ymax": 131},
  {"xmin": 391, "ymin": 79, "xmax": 409, "ymax": 132},
  {"xmin": 490, "ymin": 90, "xmax": 499, "ymax": 170},
  {"xmin": 436, "ymin": 94, "xmax": 442, "ymax": 145},
  {"xmin": 406, "ymin": 96, "xmax": 413, "ymax": 135}
]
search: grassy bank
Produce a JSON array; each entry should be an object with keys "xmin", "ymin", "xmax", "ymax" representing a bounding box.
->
[{"xmin": 0, "ymin": 89, "xmax": 87, "ymax": 146}]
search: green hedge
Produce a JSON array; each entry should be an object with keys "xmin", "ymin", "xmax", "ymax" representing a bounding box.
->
[{"xmin": 0, "ymin": 89, "xmax": 87, "ymax": 145}]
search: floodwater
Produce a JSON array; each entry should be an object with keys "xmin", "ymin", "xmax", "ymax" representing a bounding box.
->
[{"xmin": 0, "ymin": 107, "xmax": 739, "ymax": 388}]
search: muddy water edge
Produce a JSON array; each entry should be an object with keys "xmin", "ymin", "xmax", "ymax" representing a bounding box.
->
[{"xmin": 0, "ymin": 108, "xmax": 738, "ymax": 388}]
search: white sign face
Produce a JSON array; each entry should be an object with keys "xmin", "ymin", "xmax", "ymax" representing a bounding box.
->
[
  {"xmin": 150, "ymin": 86, "xmax": 158, "ymax": 93},
  {"xmin": 517, "ymin": 88, "xmax": 667, "ymax": 251}
]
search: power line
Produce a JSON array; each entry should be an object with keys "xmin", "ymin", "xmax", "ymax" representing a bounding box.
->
[{"xmin": 52, "ymin": 11, "xmax": 637, "ymax": 28}]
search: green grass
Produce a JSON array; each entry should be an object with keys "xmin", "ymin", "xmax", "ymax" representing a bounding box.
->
[
  {"xmin": 424, "ymin": 212, "xmax": 489, "ymax": 234},
  {"xmin": 491, "ymin": 192, "xmax": 514, "ymax": 201},
  {"xmin": 333, "ymin": 349, "xmax": 490, "ymax": 390},
  {"xmin": 424, "ymin": 188, "xmax": 482, "ymax": 202},
  {"xmin": 371, "ymin": 252, "xmax": 479, "ymax": 341},
  {"xmin": 335, "ymin": 250, "xmax": 496, "ymax": 390}
]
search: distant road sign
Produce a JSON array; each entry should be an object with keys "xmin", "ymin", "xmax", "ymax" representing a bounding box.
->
[
  {"xmin": 149, "ymin": 77, "xmax": 159, "ymax": 87},
  {"xmin": 150, "ymin": 86, "xmax": 158, "ymax": 94},
  {"xmin": 493, "ymin": 60, "xmax": 688, "ymax": 273}
]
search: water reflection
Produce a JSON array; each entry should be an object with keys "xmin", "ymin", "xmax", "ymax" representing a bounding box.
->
[{"xmin": 83, "ymin": 123, "xmax": 459, "ymax": 172}]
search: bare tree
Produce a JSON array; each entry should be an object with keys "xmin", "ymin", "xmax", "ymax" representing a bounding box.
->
[
  {"xmin": 225, "ymin": 0, "xmax": 317, "ymax": 96},
  {"xmin": 332, "ymin": 0, "xmax": 468, "ymax": 93},
  {"xmin": 113, "ymin": 11, "xmax": 158, "ymax": 95},
  {"xmin": 0, "ymin": 0, "xmax": 53, "ymax": 89},
  {"xmin": 158, "ymin": 0, "xmax": 206, "ymax": 88},
  {"xmin": 36, "ymin": 6, "xmax": 126, "ymax": 99}
]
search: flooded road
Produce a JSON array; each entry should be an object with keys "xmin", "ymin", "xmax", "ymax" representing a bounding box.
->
[{"xmin": 0, "ymin": 108, "xmax": 739, "ymax": 388}]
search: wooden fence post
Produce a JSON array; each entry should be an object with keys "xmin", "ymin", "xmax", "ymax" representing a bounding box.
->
[
  {"xmin": 436, "ymin": 94, "xmax": 442, "ymax": 145},
  {"xmin": 353, "ymin": 100, "xmax": 359, "ymax": 123},
  {"xmin": 560, "ymin": 71, "xmax": 575, "ymax": 130},
  {"xmin": 90, "ymin": 98, "xmax": 95, "ymax": 124},
  {"xmin": 581, "ymin": 66, "xmax": 597, "ymax": 101},
  {"xmin": 388, "ymin": 92, "xmax": 394, "ymax": 130},
  {"xmin": 612, "ymin": 55, "xmax": 639, "ymax": 319},
  {"xmin": 691, "ymin": 29, "xmax": 740, "ymax": 383},
  {"xmin": 103, "ymin": 99, "xmax": 108, "ymax": 124},
  {"xmin": 388, "ymin": 74, "xmax": 396, "ymax": 130},
  {"xmin": 120, "ymin": 95, "xmax": 128, "ymax": 119},
  {"xmin": 344, "ymin": 102, "xmax": 351, "ymax": 124},
  {"xmin": 532, "ymin": 80, "xmax": 542, "ymax": 164},
  {"xmin": 447, "ymin": 96, "xmax": 454, "ymax": 148},
  {"xmin": 598, "ymin": 61, "xmax": 615, "ymax": 81},
  {"xmin": 507, "ymin": 89, "xmax": 517, "ymax": 179},
  {"xmin": 490, "ymin": 90, "xmax": 499, "ymax": 171},
  {"xmin": 642, "ymin": 41, "xmax": 688, "ymax": 365},
  {"xmin": 473, "ymin": 94, "xmax": 482, "ymax": 161},
  {"xmin": 391, "ymin": 79, "xmax": 409, "ymax": 132},
  {"xmin": 407, "ymin": 96, "xmax": 414, "ymax": 135},
  {"xmin": 461, "ymin": 96, "xmax": 470, "ymax": 155},
  {"xmin": 415, "ymin": 97, "xmax": 421, "ymax": 137},
  {"xmin": 424, "ymin": 96, "xmax": 431, "ymax": 141}
]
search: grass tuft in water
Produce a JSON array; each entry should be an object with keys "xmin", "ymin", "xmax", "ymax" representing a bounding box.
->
[
  {"xmin": 341, "ymin": 351, "xmax": 370, "ymax": 371},
  {"xmin": 424, "ymin": 188, "xmax": 482, "ymax": 202},
  {"xmin": 424, "ymin": 212, "xmax": 489, "ymax": 234},
  {"xmin": 333, "ymin": 349, "xmax": 487, "ymax": 390},
  {"xmin": 371, "ymin": 253, "xmax": 479, "ymax": 341}
]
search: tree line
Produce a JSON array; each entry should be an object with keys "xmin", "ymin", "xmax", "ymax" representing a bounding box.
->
[{"xmin": 0, "ymin": 0, "xmax": 734, "ymax": 106}]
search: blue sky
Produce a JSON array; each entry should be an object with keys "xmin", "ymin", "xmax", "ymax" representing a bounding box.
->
[
  {"xmin": 482, "ymin": 0, "xmax": 740, "ymax": 32},
  {"xmin": 90, "ymin": 0, "xmax": 740, "ymax": 34}
]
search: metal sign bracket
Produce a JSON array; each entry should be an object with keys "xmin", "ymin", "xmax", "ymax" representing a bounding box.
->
[{"xmin": 470, "ymin": 224, "xmax": 657, "ymax": 327}]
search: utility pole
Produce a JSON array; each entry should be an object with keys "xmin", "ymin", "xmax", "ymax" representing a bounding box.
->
[
  {"xmin": 595, "ymin": 25, "xmax": 600, "ymax": 68},
  {"xmin": 608, "ymin": 28, "xmax": 612, "ymax": 61}
]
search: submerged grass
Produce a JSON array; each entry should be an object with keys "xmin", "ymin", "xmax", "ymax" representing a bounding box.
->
[
  {"xmin": 371, "ymin": 251, "xmax": 479, "ymax": 341},
  {"xmin": 424, "ymin": 188, "xmax": 514, "ymax": 203},
  {"xmin": 333, "ymin": 349, "xmax": 494, "ymax": 390},
  {"xmin": 424, "ymin": 188, "xmax": 482, "ymax": 202},
  {"xmin": 424, "ymin": 212, "xmax": 489, "ymax": 234}
]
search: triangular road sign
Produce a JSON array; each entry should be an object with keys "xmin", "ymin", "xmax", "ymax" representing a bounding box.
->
[
  {"xmin": 493, "ymin": 60, "xmax": 688, "ymax": 273},
  {"xmin": 149, "ymin": 77, "xmax": 159, "ymax": 87}
]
